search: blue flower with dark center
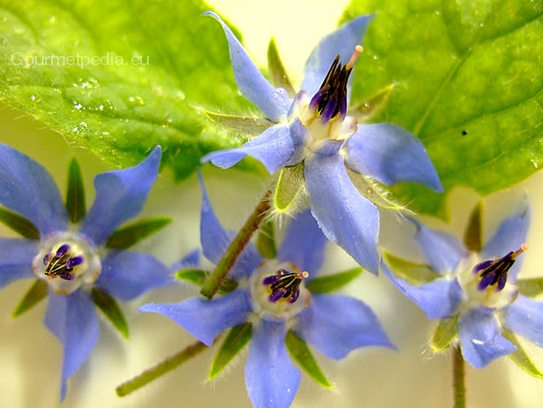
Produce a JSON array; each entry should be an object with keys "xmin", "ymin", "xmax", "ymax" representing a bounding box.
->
[
  {"xmin": 200, "ymin": 12, "xmax": 443, "ymax": 275},
  {"xmin": 0, "ymin": 143, "xmax": 172, "ymax": 400},
  {"xmin": 381, "ymin": 199, "xmax": 543, "ymax": 369},
  {"xmin": 140, "ymin": 173, "xmax": 393, "ymax": 408}
]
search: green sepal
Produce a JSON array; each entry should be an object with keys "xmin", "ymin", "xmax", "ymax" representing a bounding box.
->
[
  {"xmin": 463, "ymin": 201, "xmax": 483, "ymax": 252},
  {"xmin": 349, "ymin": 171, "xmax": 405, "ymax": 212},
  {"xmin": 256, "ymin": 219, "xmax": 277, "ymax": 259},
  {"xmin": 285, "ymin": 330, "xmax": 333, "ymax": 389},
  {"xmin": 175, "ymin": 268, "xmax": 238, "ymax": 294},
  {"xmin": 305, "ymin": 267, "xmax": 363, "ymax": 294},
  {"xmin": 200, "ymin": 109, "xmax": 274, "ymax": 136},
  {"xmin": 91, "ymin": 287, "xmax": 129, "ymax": 339},
  {"xmin": 516, "ymin": 278, "xmax": 543, "ymax": 298},
  {"xmin": 0, "ymin": 207, "xmax": 39, "ymax": 240},
  {"xmin": 273, "ymin": 163, "xmax": 305, "ymax": 214},
  {"xmin": 267, "ymin": 38, "xmax": 295, "ymax": 97},
  {"xmin": 349, "ymin": 84, "xmax": 395, "ymax": 122},
  {"xmin": 209, "ymin": 323, "xmax": 252, "ymax": 380},
  {"xmin": 503, "ymin": 328, "xmax": 543, "ymax": 379},
  {"xmin": 105, "ymin": 217, "xmax": 172, "ymax": 249},
  {"xmin": 65, "ymin": 158, "xmax": 86, "ymax": 224},
  {"xmin": 381, "ymin": 251, "xmax": 437, "ymax": 285},
  {"xmin": 429, "ymin": 316, "xmax": 459, "ymax": 352},
  {"xmin": 12, "ymin": 279, "xmax": 48, "ymax": 317}
]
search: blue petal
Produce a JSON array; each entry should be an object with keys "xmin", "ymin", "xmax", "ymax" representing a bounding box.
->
[
  {"xmin": 201, "ymin": 124, "xmax": 294, "ymax": 174},
  {"xmin": 245, "ymin": 320, "xmax": 300, "ymax": 408},
  {"xmin": 0, "ymin": 143, "xmax": 68, "ymax": 236},
  {"xmin": 198, "ymin": 172, "xmax": 262, "ymax": 280},
  {"xmin": 480, "ymin": 198, "xmax": 530, "ymax": 282},
  {"xmin": 410, "ymin": 218, "xmax": 468, "ymax": 275},
  {"xmin": 345, "ymin": 123, "xmax": 443, "ymax": 191},
  {"xmin": 80, "ymin": 146, "xmax": 161, "ymax": 246},
  {"xmin": 458, "ymin": 307, "xmax": 516, "ymax": 369},
  {"xmin": 0, "ymin": 238, "xmax": 38, "ymax": 289},
  {"xmin": 502, "ymin": 294, "xmax": 543, "ymax": 347},
  {"xmin": 44, "ymin": 289, "xmax": 99, "ymax": 401},
  {"xmin": 96, "ymin": 250, "xmax": 173, "ymax": 301},
  {"xmin": 139, "ymin": 289, "xmax": 251, "ymax": 346},
  {"xmin": 305, "ymin": 143, "xmax": 379, "ymax": 275},
  {"xmin": 301, "ymin": 15, "xmax": 374, "ymax": 100},
  {"xmin": 381, "ymin": 260, "xmax": 463, "ymax": 320},
  {"xmin": 203, "ymin": 11, "xmax": 291, "ymax": 122},
  {"xmin": 295, "ymin": 294, "xmax": 394, "ymax": 360},
  {"xmin": 276, "ymin": 209, "xmax": 327, "ymax": 275}
]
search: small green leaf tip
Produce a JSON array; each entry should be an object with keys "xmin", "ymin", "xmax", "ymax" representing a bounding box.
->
[
  {"xmin": 256, "ymin": 219, "xmax": 277, "ymax": 259},
  {"xmin": 12, "ymin": 280, "xmax": 48, "ymax": 317},
  {"xmin": 381, "ymin": 251, "xmax": 437, "ymax": 285},
  {"xmin": 91, "ymin": 288, "xmax": 129, "ymax": 339},
  {"xmin": 430, "ymin": 316, "xmax": 459, "ymax": 352},
  {"xmin": 267, "ymin": 38, "xmax": 295, "ymax": 97},
  {"xmin": 463, "ymin": 201, "xmax": 483, "ymax": 252},
  {"xmin": 305, "ymin": 267, "xmax": 363, "ymax": 294},
  {"xmin": 175, "ymin": 269, "xmax": 238, "ymax": 294},
  {"xmin": 106, "ymin": 217, "xmax": 172, "ymax": 249},
  {"xmin": 503, "ymin": 329, "xmax": 543, "ymax": 379},
  {"xmin": 66, "ymin": 158, "xmax": 86, "ymax": 224},
  {"xmin": 285, "ymin": 331, "xmax": 333, "ymax": 389},
  {"xmin": 209, "ymin": 323, "xmax": 252, "ymax": 380},
  {"xmin": 0, "ymin": 207, "xmax": 39, "ymax": 240}
]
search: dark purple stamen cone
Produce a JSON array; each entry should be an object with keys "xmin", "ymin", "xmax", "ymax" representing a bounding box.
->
[
  {"xmin": 44, "ymin": 243, "xmax": 85, "ymax": 280},
  {"xmin": 263, "ymin": 268, "xmax": 308, "ymax": 303},
  {"xmin": 474, "ymin": 245, "xmax": 527, "ymax": 291}
]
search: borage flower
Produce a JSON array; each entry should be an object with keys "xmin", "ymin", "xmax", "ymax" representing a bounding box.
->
[
  {"xmin": 201, "ymin": 11, "xmax": 442, "ymax": 274},
  {"xmin": 0, "ymin": 144, "xmax": 172, "ymax": 399},
  {"xmin": 382, "ymin": 199, "xmax": 543, "ymax": 371},
  {"xmin": 140, "ymin": 174, "xmax": 393, "ymax": 408}
]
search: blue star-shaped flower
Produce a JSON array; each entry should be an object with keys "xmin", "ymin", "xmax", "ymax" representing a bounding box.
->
[
  {"xmin": 200, "ymin": 12, "xmax": 443, "ymax": 275},
  {"xmin": 382, "ymin": 199, "xmax": 543, "ymax": 368},
  {"xmin": 0, "ymin": 143, "xmax": 172, "ymax": 399},
  {"xmin": 141, "ymin": 173, "xmax": 393, "ymax": 408}
]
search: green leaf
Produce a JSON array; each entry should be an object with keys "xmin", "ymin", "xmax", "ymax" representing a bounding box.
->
[
  {"xmin": 0, "ymin": 0, "xmax": 253, "ymax": 180},
  {"xmin": 517, "ymin": 278, "xmax": 543, "ymax": 298},
  {"xmin": 503, "ymin": 328, "xmax": 543, "ymax": 379},
  {"xmin": 105, "ymin": 217, "xmax": 172, "ymax": 249},
  {"xmin": 209, "ymin": 323, "xmax": 252, "ymax": 380},
  {"xmin": 256, "ymin": 219, "xmax": 277, "ymax": 259},
  {"xmin": 273, "ymin": 163, "xmax": 306, "ymax": 214},
  {"xmin": 12, "ymin": 279, "xmax": 48, "ymax": 317},
  {"xmin": 429, "ymin": 316, "xmax": 459, "ymax": 352},
  {"xmin": 463, "ymin": 201, "xmax": 483, "ymax": 252},
  {"xmin": 91, "ymin": 287, "xmax": 129, "ymax": 339},
  {"xmin": 0, "ymin": 207, "xmax": 39, "ymax": 239},
  {"xmin": 343, "ymin": 1, "xmax": 543, "ymax": 219},
  {"xmin": 285, "ymin": 330, "xmax": 333, "ymax": 389},
  {"xmin": 175, "ymin": 268, "xmax": 238, "ymax": 294},
  {"xmin": 305, "ymin": 267, "xmax": 363, "ymax": 294},
  {"xmin": 381, "ymin": 251, "xmax": 437, "ymax": 285},
  {"xmin": 65, "ymin": 158, "xmax": 86, "ymax": 224},
  {"xmin": 267, "ymin": 38, "xmax": 295, "ymax": 97}
]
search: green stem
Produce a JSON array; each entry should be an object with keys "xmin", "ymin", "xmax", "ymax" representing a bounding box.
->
[
  {"xmin": 116, "ymin": 341, "xmax": 208, "ymax": 397},
  {"xmin": 200, "ymin": 188, "xmax": 271, "ymax": 299},
  {"xmin": 452, "ymin": 346, "xmax": 466, "ymax": 408}
]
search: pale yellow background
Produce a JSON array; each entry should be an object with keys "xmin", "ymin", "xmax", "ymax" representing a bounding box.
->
[{"xmin": 1, "ymin": 0, "xmax": 542, "ymax": 407}]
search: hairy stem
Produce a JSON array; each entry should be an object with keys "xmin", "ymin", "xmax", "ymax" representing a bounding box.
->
[
  {"xmin": 200, "ymin": 188, "xmax": 271, "ymax": 299},
  {"xmin": 116, "ymin": 341, "xmax": 208, "ymax": 397},
  {"xmin": 452, "ymin": 346, "xmax": 466, "ymax": 408}
]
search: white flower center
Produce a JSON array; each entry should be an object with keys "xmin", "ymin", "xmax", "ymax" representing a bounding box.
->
[
  {"xmin": 456, "ymin": 253, "xmax": 518, "ymax": 310},
  {"xmin": 248, "ymin": 261, "xmax": 310, "ymax": 322},
  {"xmin": 33, "ymin": 232, "xmax": 101, "ymax": 295}
]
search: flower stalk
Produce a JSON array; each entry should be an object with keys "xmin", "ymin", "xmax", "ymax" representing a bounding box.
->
[
  {"xmin": 452, "ymin": 346, "xmax": 466, "ymax": 408},
  {"xmin": 200, "ymin": 188, "xmax": 272, "ymax": 299},
  {"xmin": 116, "ymin": 340, "xmax": 209, "ymax": 397}
]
